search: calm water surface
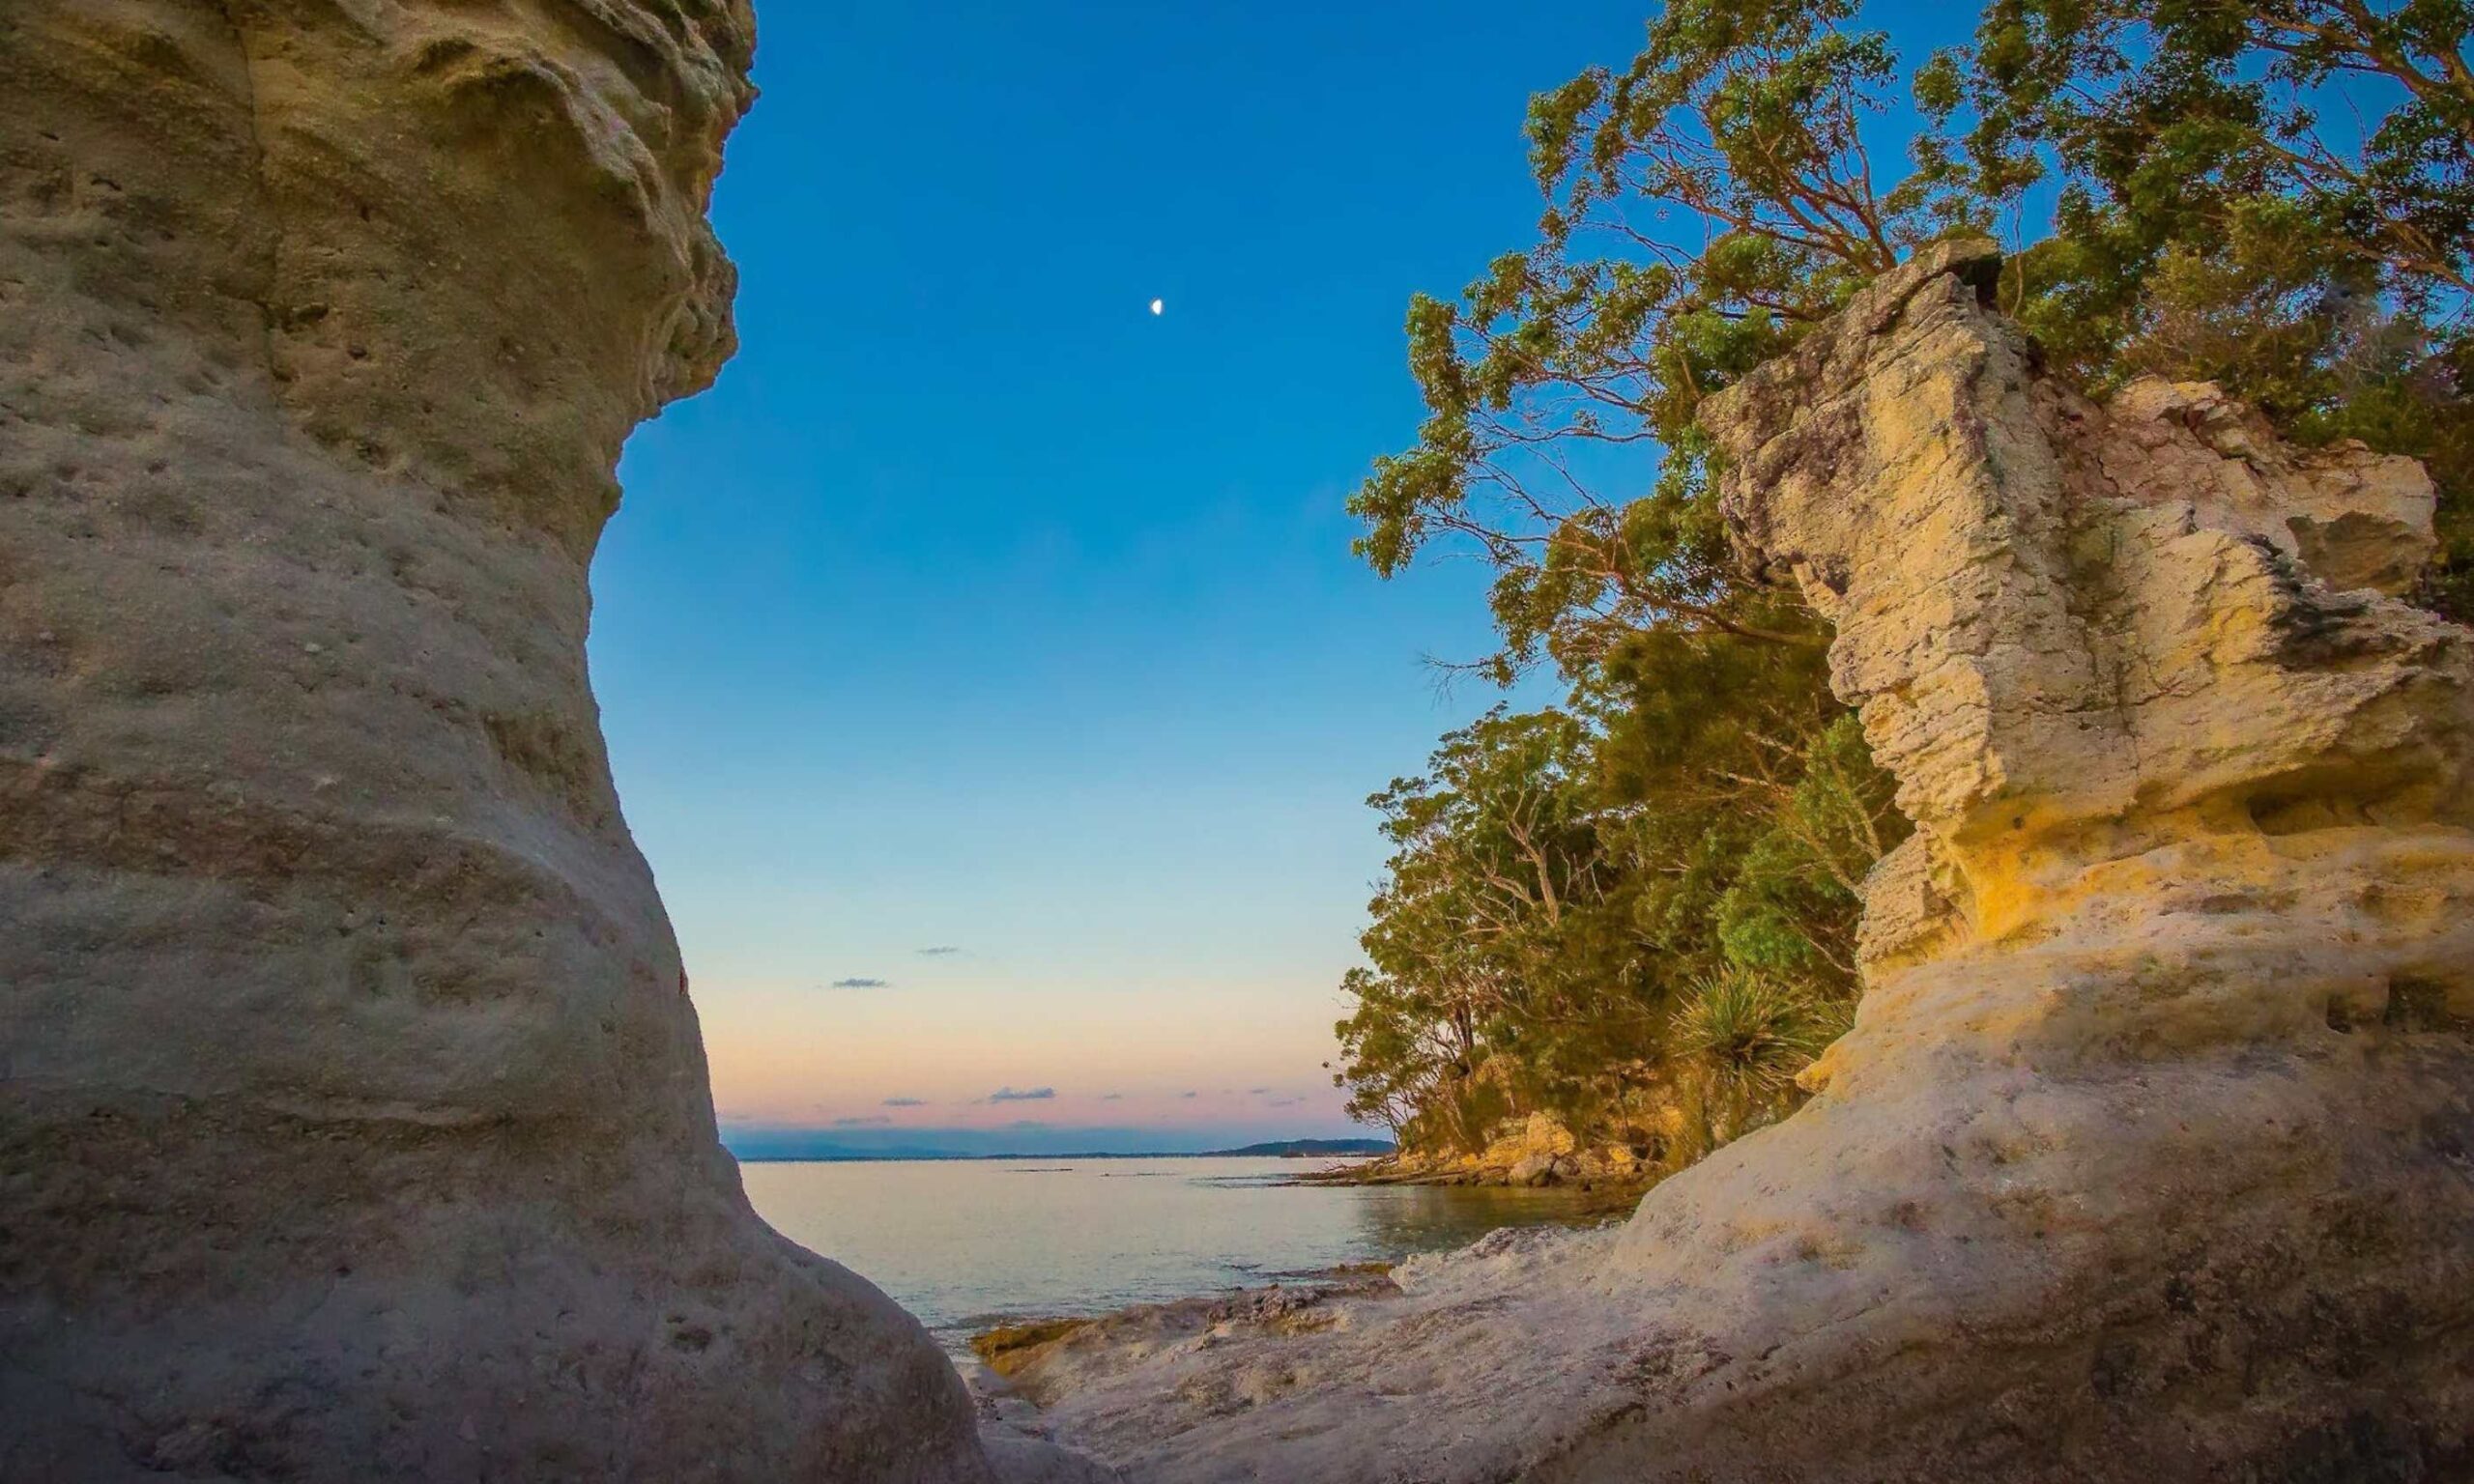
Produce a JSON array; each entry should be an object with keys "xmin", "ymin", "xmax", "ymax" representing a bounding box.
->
[{"xmin": 741, "ymin": 1156, "xmax": 1611, "ymax": 1346}]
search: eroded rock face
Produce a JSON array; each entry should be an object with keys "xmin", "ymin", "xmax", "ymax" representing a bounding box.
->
[
  {"xmin": 0, "ymin": 7, "xmax": 992, "ymax": 1479},
  {"xmin": 1002, "ymin": 244, "xmax": 2474, "ymax": 1483},
  {"xmin": 1583, "ymin": 236, "xmax": 2474, "ymax": 1478},
  {"xmin": 1716, "ymin": 239, "xmax": 2472, "ymax": 1008}
]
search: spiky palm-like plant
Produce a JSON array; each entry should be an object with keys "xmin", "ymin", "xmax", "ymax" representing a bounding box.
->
[{"xmin": 1667, "ymin": 971, "xmax": 1849, "ymax": 1159}]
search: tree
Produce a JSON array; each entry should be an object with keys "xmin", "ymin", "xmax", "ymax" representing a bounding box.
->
[
  {"xmin": 1921, "ymin": 0, "xmax": 2474, "ymax": 613},
  {"xmin": 1335, "ymin": 0, "xmax": 1943, "ymax": 1167},
  {"xmin": 1332, "ymin": 709, "xmax": 1648, "ymax": 1154},
  {"xmin": 1337, "ymin": 0, "xmax": 2473, "ymax": 1172},
  {"xmin": 1346, "ymin": 0, "xmax": 1965, "ymax": 685},
  {"xmin": 1329, "ymin": 685, "xmax": 1905, "ymax": 1162}
]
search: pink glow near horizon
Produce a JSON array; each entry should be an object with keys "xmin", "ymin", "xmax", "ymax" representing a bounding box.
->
[{"xmin": 695, "ymin": 971, "xmax": 1357, "ymax": 1134}]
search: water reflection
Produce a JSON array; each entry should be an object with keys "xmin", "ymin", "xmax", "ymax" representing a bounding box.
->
[
  {"xmin": 1347, "ymin": 1182, "xmax": 1618, "ymax": 1255},
  {"xmin": 740, "ymin": 1156, "xmax": 1623, "ymax": 1347}
]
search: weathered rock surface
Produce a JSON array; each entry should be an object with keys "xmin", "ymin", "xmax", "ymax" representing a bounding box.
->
[
  {"xmin": 0, "ymin": 6, "xmax": 1021, "ymax": 1479},
  {"xmin": 1002, "ymin": 243, "xmax": 2474, "ymax": 1481}
]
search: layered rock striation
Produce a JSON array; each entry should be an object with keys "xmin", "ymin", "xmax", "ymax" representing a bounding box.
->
[
  {"xmin": 1007, "ymin": 243, "xmax": 2474, "ymax": 1481},
  {"xmin": 1, "ymin": 6, "xmax": 1002, "ymax": 1479}
]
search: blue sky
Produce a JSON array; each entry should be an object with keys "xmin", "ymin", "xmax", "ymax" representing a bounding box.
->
[{"xmin": 591, "ymin": 1, "xmax": 1969, "ymax": 1152}]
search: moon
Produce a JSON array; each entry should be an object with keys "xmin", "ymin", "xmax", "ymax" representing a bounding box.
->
[{"xmin": 1149, "ymin": 298, "xmax": 1164, "ymax": 316}]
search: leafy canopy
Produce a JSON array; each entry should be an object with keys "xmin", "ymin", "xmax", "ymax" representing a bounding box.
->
[{"xmin": 1337, "ymin": 0, "xmax": 2473, "ymax": 1168}]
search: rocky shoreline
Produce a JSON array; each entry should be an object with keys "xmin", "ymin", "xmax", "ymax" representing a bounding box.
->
[
  {"xmin": 1295, "ymin": 1112, "xmax": 1659, "ymax": 1196},
  {"xmin": 935, "ymin": 242, "xmax": 2474, "ymax": 1483},
  {"xmin": 960, "ymin": 1261, "xmax": 1424, "ymax": 1483},
  {"xmin": 1292, "ymin": 1156, "xmax": 1651, "ymax": 1211},
  {"xmin": 967, "ymin": 1262, "xmax": 1408, "ymax": 1407}
]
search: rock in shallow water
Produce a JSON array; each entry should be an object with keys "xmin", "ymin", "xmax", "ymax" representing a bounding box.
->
[{"xmin": 0, "ymin": 6, "xmax": 1024, "ymax": 1479}]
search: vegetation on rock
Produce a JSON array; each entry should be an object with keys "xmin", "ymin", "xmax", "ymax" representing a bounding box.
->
[{"xmin": 1335, "ymin": 0, "xmax": 2472, "ymax": 1173}]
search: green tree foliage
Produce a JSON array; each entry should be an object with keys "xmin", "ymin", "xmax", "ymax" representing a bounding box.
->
[
  {"xmin": 1920, "ymin": 0, "xmax": 2474, "ymax": 613},
  {"xmin": 1664, "ymin": 970, "xmax": 1853, "ymax": 1167},
  {"xmin": 1330, "ymin": 691, "xmax": 1902, "ymax": 1162},
  {"xmin": 1338, "ymin": 0, "xmax": 2472, "ymax": 1174},
  {"xmin": 1333, "ymin": 709, "xmax": 1637, "ymax": 1155},
  {"xmin": 1336, "ymin": 0, "xmax": 1931, "ymax": 1168},
  {"xmin": 1346, "ymin": 0, "xmax": 1945, "ymax": 683}
]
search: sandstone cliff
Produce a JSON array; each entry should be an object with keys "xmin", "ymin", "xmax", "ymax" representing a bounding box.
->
[
  {"xmin": 1003, "ymin": 243, "xmax": 2474, "ymax": 1481},
  {"xmin": 0, "ymin": 7, "xmax": 1009, "ymax": 1479}
]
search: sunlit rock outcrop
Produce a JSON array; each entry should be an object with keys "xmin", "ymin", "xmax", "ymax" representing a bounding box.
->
[
  {"xmin": 0, "ymin": 6, "xmax": 1003, "ymax": 1478},
  {"xmin": 1716, "ymin": 239, "xmax": 2471, "ymax": 1011},
  {"xmin": 1006, "ymin": 242, "xmax": 2474, "ymax": 1482},
  {"xmin": 1582, "ymin": 234, "xmax": 2474, "ymax": 1477}
]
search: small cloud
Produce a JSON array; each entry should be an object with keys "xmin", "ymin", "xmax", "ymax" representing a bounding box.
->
[
  {"xmin": 881, "ymin": 1097, "xmax": 928, "ymax": 1108},
  {"xmin": 829, "ymin": 977, "xmax": 890, "ymax": 989},
  {"xmin": 1269, "ymin": 1097, "xmax": 1303, "ymax": 1108},
  {"xmin": 914, "ymin": 946, "xmax": 963, "ymax": 956},
  {"xmin": 1179, "ymin": 1091, "xmax": 1198, "ymax": 1100},
  {"xmin": 1248, "ymin": 1087, "xmax": 1271, "ymax": 1096},
  {"xmin": 988, "ymin": 1086, "xmax": 1055, "ymax": 1103},
  {"xmin": 1100, "ymin": 1093, "xmax": 1125, "ymax": 1101},
  {"xmin": 830, "ymin": 1116, "xmax": 891, "ymax": 1127}
]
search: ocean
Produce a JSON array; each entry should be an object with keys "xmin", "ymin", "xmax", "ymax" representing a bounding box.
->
[{"xmin": 740, "ymin": 1156, "xmax": 1614, "ymax": 1350}]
